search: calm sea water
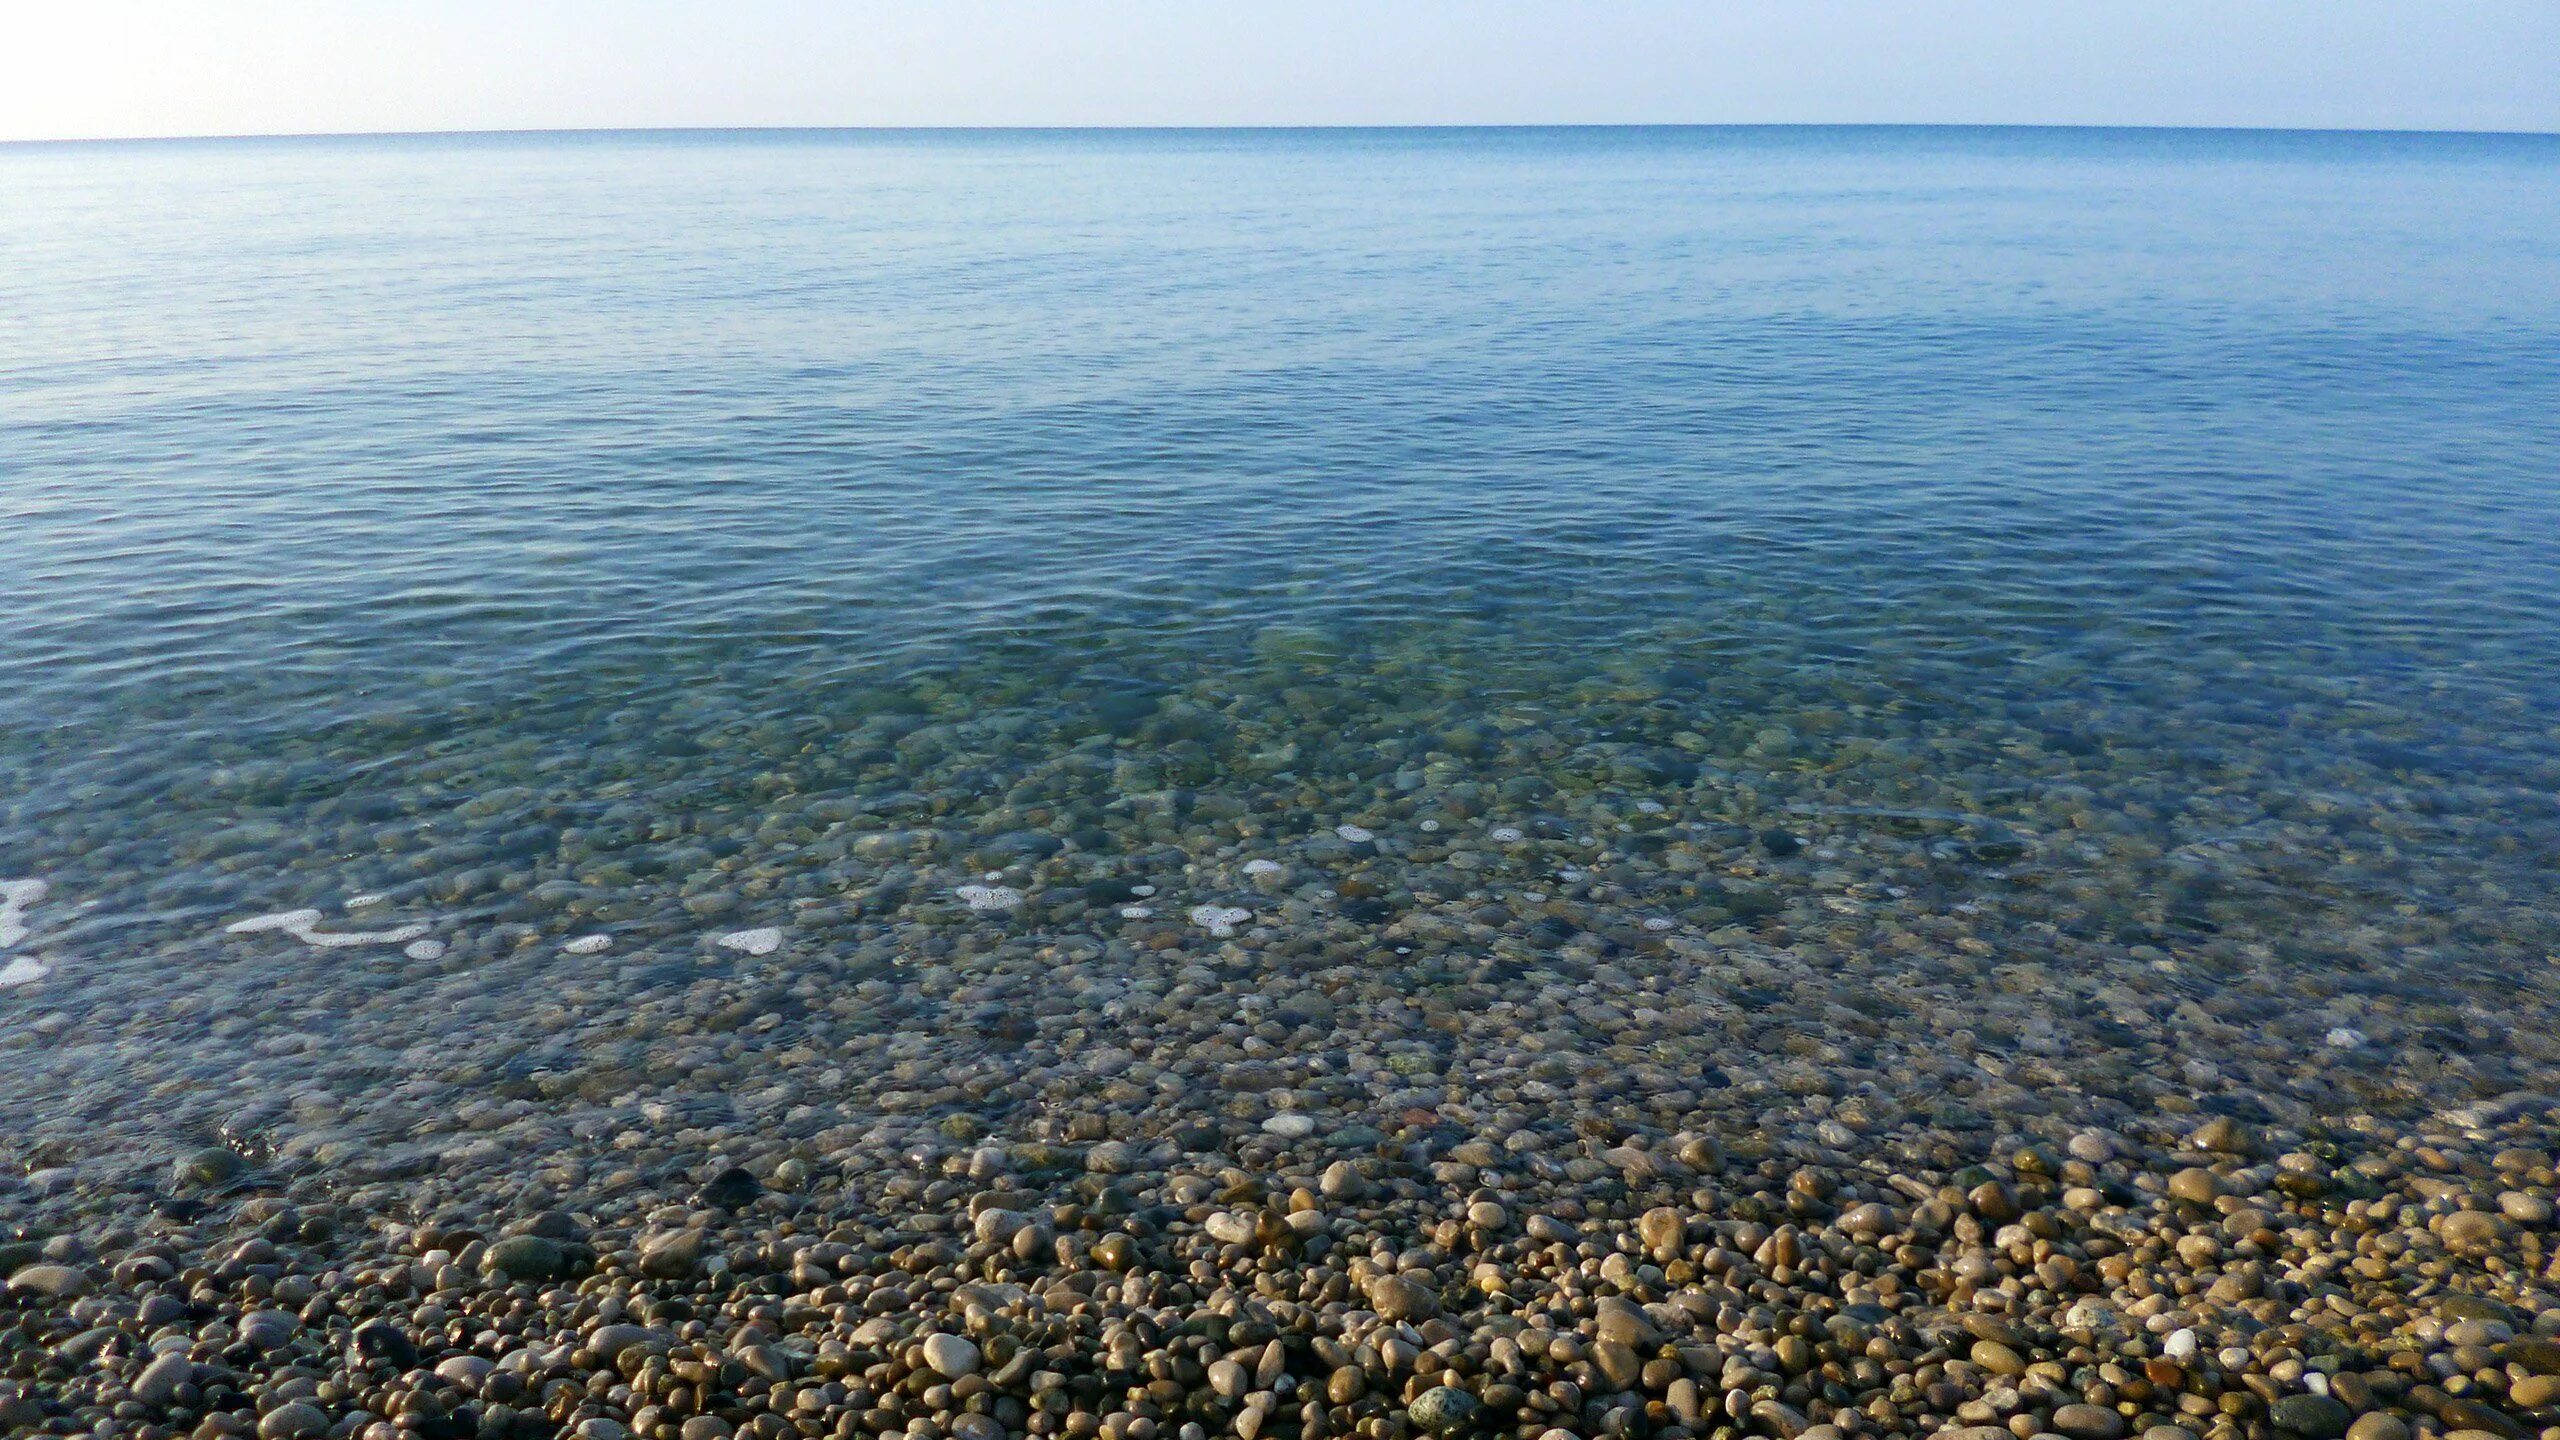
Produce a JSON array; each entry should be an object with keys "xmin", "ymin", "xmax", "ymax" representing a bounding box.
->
[{"xmin": 3, "ymin": 126, "xmax": 2558, "ymax": 998}]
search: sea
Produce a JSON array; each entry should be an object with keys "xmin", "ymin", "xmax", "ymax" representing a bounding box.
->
[{"xmin": 2, "ymin": 127, "xmax": 2558, "ymax": 1186}]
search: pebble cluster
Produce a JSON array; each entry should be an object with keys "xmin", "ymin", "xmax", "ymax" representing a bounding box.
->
[{"xmin": 8, "ymin": 1111, "xmax": 2560, "ymax": 1440}]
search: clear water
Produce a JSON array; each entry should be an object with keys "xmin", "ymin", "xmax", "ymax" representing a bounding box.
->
[{"xmin": 3, "ymin": 128, "xmax": 2559, "ymax": 1129}]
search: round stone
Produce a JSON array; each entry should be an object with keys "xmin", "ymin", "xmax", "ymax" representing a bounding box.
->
[
  {"xmin": 1410, "ymin": 1386, "xmax": 1481, "ymax": 1436},
  {"xmin": 2268, "ymin": 1397, "xmax": 2351, "ymax": 1439},
  {"xmin": 481, "ymin": 1234, "xmax": 568, "ymax": 1281},
  {"xmin": 258, "ymin": 1402, "xmax": 330, "ymax": 1440},
  {"xmin": 921, "ymin": 1332, "xmax": 981, "ymax": 1378}
]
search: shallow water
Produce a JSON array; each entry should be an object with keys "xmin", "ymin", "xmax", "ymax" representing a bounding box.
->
[{"xmin": 3, "ymin": 127, "xmax": 2560, "ymax": 1197}]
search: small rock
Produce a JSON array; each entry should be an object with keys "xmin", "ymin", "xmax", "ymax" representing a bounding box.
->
[
  {"xmin": 698, "ymin": 1165, "xmax": 762, "ymax": 1209},
  {"xmin": 2052, "ymin": 1403, "xmax": 2128, "ymax": 1440},
  {"xmin": 639, "ymin": 1228, "xmax": 704, "ymax": 1279},
  {"xmin": 350, "ymin": 1320, "xmax": 419, "ymax": 1369},
  {"xmin": 1410, "ymin": 1386, "xmax": 1481, "ymax": 1436},
  {"xmin": 132, "ymin": 1352, "xmax": 193, "ymax": 1407},
  {"xmin": 237, "ymin": 1309, "xmax": 299, "ymax": 1350},
  {"xmin": 481, "ymin": 1234, "xmax": 568, "ymax": 1281},
  {"xmin": 258, "ymin": 1401, "xmax": 330, "ymax": 1440},
  {"xmin": 586, "ymin": 1323, "xmax": 651, "ymax": 1363},
  {"xmin": 922, "ymin": 1332, "xmax": 982, "ymax": 1378},
  {"xmin": 2345, "ymin": 1416, "xmax": 2410, "ymax": 1440},
  {"xmin": 2509, "ymin": 1375, "xmax": 2560, "ymax": 1408},
  {"xmin": 2269, "ymin": 1394, "xmax": 2352, "ymax": 1439},
  {"xmin": 5, "ymin": 1263, "xmax": 93, "ymax": 1299},
  {"xmin": 1368, "ymin": 1272, "xmax": 1438, "ymax": 1321},
  {"xmin": 172, "ymin": 1147, "xmax": 243, "ymax": 1189}
]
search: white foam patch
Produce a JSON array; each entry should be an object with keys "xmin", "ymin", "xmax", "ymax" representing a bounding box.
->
[
  {"xmin": 345, "ymin": 893, "xmax": 387, "ymax": 910},
  {"xmin": 404, "ymin": 939, "xmax": 448, "ymax": 961},
  {"xmin": 1488, "ymin": 826, "xmax": 1524, "ymax": 843},
  {"xmin": 563, "ymin": 934, "xmax": 612, "ymax": 955},
  {"xmin": 0, "ymin": 878, "xmax": 48, "ymax": 949},
  {"xmin": 0, "ymin": 957, "xmax": 50, "ymax": 988},
  {"xmin": 1334, "ymin": 824, "xmax": 1374, "ymax": 843},
  {"xmin": 1242, "ymin": 860, "xmax": 1281, "ymax": 876},
  {"xmin": 225, "ymin": 908, "xmax": 430, "ymax": 948},
  {"xmin": 955, "ymin": 884, "xmax": 1024, "ymax": 912},
  {"xmin": 1190, "ymin": 904, "xmax": 1251, "ymax": 938},
  {"xmin": 717, "ymin": 927, "xmax": 782, "ymax": 956}
]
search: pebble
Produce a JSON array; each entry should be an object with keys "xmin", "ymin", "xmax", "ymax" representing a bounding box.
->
[
  {"xmin": 480, "ymin": 1233, "xmax": 567, "ymax": 1280},
  {"xmin": 6, "ymin": 1263, "xmax": 93, "ymax": 1298},
  {"xmin": 921, "ymin": 1332, "xmax": 982, "ymax": 1378},
  {"xmin": 236, "ymin": 1308, "xmax": 298, "ymax": 1349},
  {"xmin": 130, "ymin": 1351, "xmax": 192, "ymax": 1406},
  {"xmin": 257, "ymin": 1400, "xmax": 329, "ymax": 1439}
]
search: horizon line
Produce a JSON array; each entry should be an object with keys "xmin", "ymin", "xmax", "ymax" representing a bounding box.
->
[{"xmin": 8, "ymin": 119, "xmax": 2560, "ymax": 149}]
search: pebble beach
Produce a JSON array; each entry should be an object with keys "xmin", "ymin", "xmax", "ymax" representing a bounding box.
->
[{"xmin": 6, "ymin": 129, "xmax": 2560, "ymax": 1440}]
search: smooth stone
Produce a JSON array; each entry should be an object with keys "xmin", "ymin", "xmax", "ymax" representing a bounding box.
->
[
  {"xmin": 1594, "ymin": 1296, "xmax": 1658, "ymax": 1346},
  {"xmin": 698, "ymin": 1165, "xmax": 763, "ymax": 1209},
  {"xmin": 639, "ymin": 1229, "xmax": 704, "ymax": 1279},
  {"xmin": 481, "ymin": 1234, "xmax": 567, "ymax": 1281},
  {"xmin": 2269, "ymin": 1394, "xmax": 2351, "ymax": 1439},
  {"xmin": 1972, "ymin": 1340, "xmax": 2027, "ymax": 1375},
  {"xmin": 237, "ymin": 1309, "xmax": 299, "ymax": 1350},
  {"xmin": 258, "ymin": 1401, "xmax": 330, "ymax": 1440},
  {"xmin": 350, "ymin": 1319, "xmax": 419, "ymax": 1368},
  {"xmin": 2510, "ymin": 1376, "xmax": 2560, "ymax": 1409},
  {"xmin": 922, "ymin": 1332, "xmax": 982, "ymax": 1378},
  {"xmin": 587, "ymin": 1323, "xmax": 651, "ymax": 1363},
  {"xmin": 132, "ymin": 1352, "xmax": 193, "ymax": 1407},
  {"xmin": 2345, "ymin": 1417, "xmax": 2410, "ymax": 1440},
  {"xmin": 6, "ymin": 1263, "xmax": 93, "ymax": 1299},
  {"xmin": 1410, "ymin": 1386, "xmax": 1481, "ymax": 1436},
  {"xmin": 2052, "ymin": 1403, "xmax": 2126, "ymax": 1440},
  {"xmin": 1368, "ymin": 1273, "xmax": 1438, "ymax": 1321}
]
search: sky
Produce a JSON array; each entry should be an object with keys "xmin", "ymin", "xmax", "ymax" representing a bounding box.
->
[{"xmin": 3, "ymin": 1, "xmax": 2556, "ymax": 143}]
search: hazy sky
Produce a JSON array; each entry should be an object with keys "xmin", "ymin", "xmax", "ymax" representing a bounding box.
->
[{"xmin": 4, "ymin": 1, "xmax": 2556, "ymax": 143}]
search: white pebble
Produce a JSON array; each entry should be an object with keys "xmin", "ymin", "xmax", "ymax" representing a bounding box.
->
[
  {"xmin": 1120, "ymin": 906, "xmax": 1154, "ymax": 919},
  {"xmin": 0, "ymin": 878, "xmax": 49, "ymax": 949},
  {"xmin": 1334, "ymin": 824, "xmax": 1374, "ymax": 842},
  {"xmin": 1262, "ymin": 1113, "xmax": 1317, "ymax": 1139},
  {"xmin": 2163, "ymin": 1328, "xmax": 2199, "ymax": 1360},
  {"xmin": 1242, "ymin": 859, "xmax": 1282, "ymax": 876},
  {"xmin": 344, "ymin": 893, "xmax": 387, "ymax": 909},
  {"xmin": 955, "ymin": 884, "xmax": 1024, "ymax": 912},
  {"xmin": 1131, "ymin": 884, "xmax": 1156, "ymax": 897},
  {"xmin": 1488, "ymin": 826, "xmax": 1524, "ymax": 843},
  {"xmin": 1641, "ymin": 916, "xmax": 1674, "ymax": 932},
  {"xmin": 2325, "ymin": 1026, "xmax": 2367, "ymax": 1048},
  {"xmin": 716, "ymin": 927, "xmax": 783, "ymax": 956},
  {"xmin": 563, "ymin": 934, "xmax": 612, "ymax": 955},
  {"xmin": 1418, "ymin": 819, "xmax": 1440, "ymax": 832},
  {"xmin": 1635, "ymin": 799, "xmax": 1665, "ymax": 814},
  {"xmin": 404, "ymin": 939, "xmax": 448, "ymax": 961}
]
